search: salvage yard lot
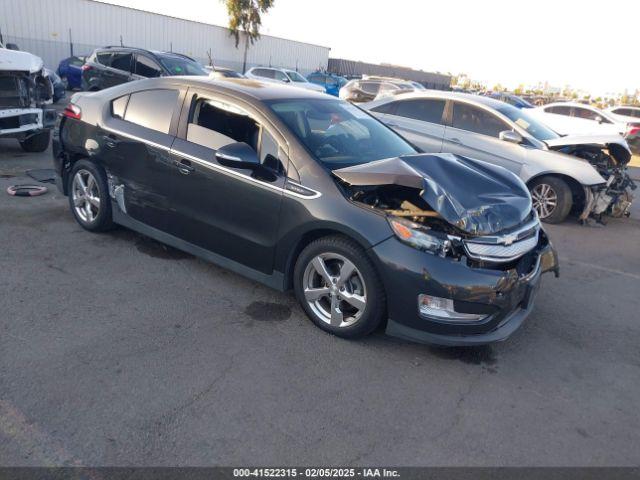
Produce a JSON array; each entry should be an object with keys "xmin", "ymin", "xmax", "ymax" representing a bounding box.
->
[{"xmin": 1, "ymin": 139, "xmax": 640, "ymax": 466}]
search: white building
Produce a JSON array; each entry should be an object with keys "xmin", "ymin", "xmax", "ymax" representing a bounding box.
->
[{"xmin": 0, "ymin": 0, "xmax": 330, "ymax": 74}]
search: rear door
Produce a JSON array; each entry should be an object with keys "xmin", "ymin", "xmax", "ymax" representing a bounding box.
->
[
  {"xmin": 373, "ymin": 98, "xmax": 447, "ymax": 153},
  {"xmin": 100, "ymin": 87, "xmax": 184, "ymax": 231},
  {"xmin": 442, "ymin": 101, "xmax": 524, "ymax": 174},
  {"xmin": 103, "ymin": 51, "xmax": 133, "ymax": 87},
  {"xmin": 169, "ymin": 89, "xmax": 288, "ymax": 274},
  {"xmin": 131, "ymin": 54, "xmax": 163, "ymax": 80}
]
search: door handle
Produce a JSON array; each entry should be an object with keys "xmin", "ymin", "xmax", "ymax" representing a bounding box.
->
[
  {"xmin": 102, "ymin": 134, "xmax": 120, "ymax": 148},
  {"xmin": 174, "ymin": 159, "xmax": 195, "ymax": 175},
  {"xmin": 449, "ymin": 137, "xmax": 462, "ymax": 145}
]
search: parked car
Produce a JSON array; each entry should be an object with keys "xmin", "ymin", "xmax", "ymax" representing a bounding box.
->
[
  {"xmin": 487, "ymin": 92, "xmax": 534, "ymax": 109},
  {"xmin": 364, "ymin": 92, "xmax": 635, "ymax": 223},
  {"xmin": 0, "ymin": 41, "xmax": 56, "ymax": 151},
  {"xmin": 244, "ymin": 67, "xmax": 325, "ymax": 93},
  {"xmin": 607, "ymin": 106, "xmax": 640, "ymax": 154},
  {"xmin": 204, "ymin": 66, "xmax": 245, "ymax": 79},
  {"xmin": 528, "ymin": 102, "xmax": 639, "ymax": 138},
  {"xmin": 45, "ymin": 68, "xmax": 65, "ymax": 103},
  {"xmin": 339, "ymin": 76, "xmax": 419, "ymax": 103},
  {"xmin": 52, "ymin": 77, "xmax": 558, "ymax": 346},
  {"xmin": 306, "ymin": 71, "xmax": 347, "ymax": 96},
  {"xmin": 57, "ymin": 55, "xmax": 85, "ymax": 90},
  {"xmin": 82, "ymin": 46, "xmax": 208, "ymax": 91}
]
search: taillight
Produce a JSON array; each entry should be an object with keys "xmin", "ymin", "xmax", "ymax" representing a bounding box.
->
[
  {"xmin": 81, "ymin": 64, "xmax": 92, "ymax": 71},
  {"xmin": 627, "ymin": 126, "xmax": 640, "ymax": 137},
  {"xmin": 63, "ymin": 104, "xmax": 81, "ymax": 120}
]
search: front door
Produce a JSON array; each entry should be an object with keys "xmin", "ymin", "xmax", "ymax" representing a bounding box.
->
[
  {"xmin": 442, "ymin": 101, "xmax": 524, "ymax": 175},
  {"xmin": 169, "ymin": 91, "xmax": 287, "ymax": 274}
]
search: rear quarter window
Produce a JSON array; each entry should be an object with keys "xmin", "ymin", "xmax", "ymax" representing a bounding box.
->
[
  {"xmin": 123, "ymin": 89, "xmax": 179, "ymax": 134},
  {"xmin": 111, "ymin": 95, "xmax": 129, "ymax": 119}
]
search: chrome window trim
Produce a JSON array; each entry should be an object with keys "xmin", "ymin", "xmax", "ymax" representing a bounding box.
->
[{"xmin": 101, "ymin": 126, "xmax": 321, "ymax": 200}]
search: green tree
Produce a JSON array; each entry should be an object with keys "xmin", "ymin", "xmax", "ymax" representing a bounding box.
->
[{"xmin": 223, "ymin": 0, "xmax": 275, "ymax": 48}]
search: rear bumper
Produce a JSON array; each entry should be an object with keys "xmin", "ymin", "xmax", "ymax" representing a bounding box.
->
[{"xmin": 371, "ymin": 229, "xmax": 558, "ymax": 346}]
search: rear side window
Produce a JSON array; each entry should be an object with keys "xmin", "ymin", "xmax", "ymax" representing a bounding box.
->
[
  {"xmin": 70, "ymin": 56, "xmax": 84, "ymax": 66},
  {"xmin": 111, "ymin": 95, "xmax": 129, "ymax": 119},
  {"xmin": 110, "ymin": 52, "xmax": 133, "ymax": 72},
  {"xmin": 545, "ymin": 106, "xmax": 571, "ymax": 116},
  {"xmin": 187, "ymin": 98, "xmax": 259, "ymax": 151},
  {"xmin": 133, "ymin": 55, "xmax": 162, "ymax": 78},
  {"xmin": 613, "ymin": 108, "xmax": 633, "ymax": 116},
  {"xmin": 360, "ymin": 82, "xmax": 380, "ymax": 95},
  {"xmin": 96, "ymin": 52, "xmax": 112, "ymax": 66},
  {"xmin": 451, "ymin": 102, "xmax": 509, "ymax": 138},
  {"xmin": 395, "ymin": 99, "xmax": 446, "ymax": 124},
  {"xmin": 123, "ymin": 89, "xmax": 178, "ymax": 134}
]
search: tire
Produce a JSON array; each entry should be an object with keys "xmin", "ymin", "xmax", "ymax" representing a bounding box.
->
[
  {"xmin": 19, "ymin": 130, "xmax": 51, "ymax": 153},
  {"xmin": 67, "ymin": 160, "xmax": 114, "ymax": 232},
  {"xmin": 529, "ymin": 176, "xmax": 572, "ymax": 224},
  {"xmin": 293, "ymin": 235, "xmax": 386, "ymax": 339}
]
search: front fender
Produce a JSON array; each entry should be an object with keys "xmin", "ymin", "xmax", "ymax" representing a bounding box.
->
[{"xmin": 520, "ymin": 148, "xmax": 606, "ymax": 186}]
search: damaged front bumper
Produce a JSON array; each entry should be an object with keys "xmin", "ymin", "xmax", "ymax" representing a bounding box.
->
[
  {"xmin": 0, "ymin": 107, "xmax": 57, "ymax": 138},
  {"xmin": 372, "ymin": 228, "xmax": 558, "ymax": 346},
  {"xmin": 579, "ymin": 171, "xmax": 637, "ymax": 222}
]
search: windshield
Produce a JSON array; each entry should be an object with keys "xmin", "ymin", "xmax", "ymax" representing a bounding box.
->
[
  {"xmin": 496, "ymin": 104, "xmax": 560, "ymax": 141},
  {"xmin": 285, "ymin": 70, "xmax": 308, "ymax": 83},
  {"xmin": 159, "ymin": 56, "xmax": 207, "ymax": 76},
  {"xmin": 268, "ymin": 98, "xmax": 416, "ymax": 169}
]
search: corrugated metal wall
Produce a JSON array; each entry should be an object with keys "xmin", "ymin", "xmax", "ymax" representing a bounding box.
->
[
  {"xmin": 0, "ymin": 0, "xmax": 330, "ymax": 74},
  {"xmin": 328, "ymin": 58, "xmax": 451, "ymax": 90}
]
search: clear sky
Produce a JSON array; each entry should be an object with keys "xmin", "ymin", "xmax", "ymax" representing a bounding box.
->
[{"xmin": 102, "ymin": 0, "xmax": 639, "ymax": 96}]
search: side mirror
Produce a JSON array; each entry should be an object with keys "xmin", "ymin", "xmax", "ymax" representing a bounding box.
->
[
  {"xmin": 215, "ymin": 142, "xmax": 260, "ymax": 169},
  {"xmin": 499, "ymin": 130, "xmax": 523, "ymax": 144},
  {"xmin": 594, "ymin": 115, "xmax": 603, "ymax": 124}
]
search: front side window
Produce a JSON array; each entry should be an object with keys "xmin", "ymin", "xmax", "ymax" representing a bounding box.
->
[
  {"xmin": 253, "ymin": 68, "xmax": 274, "ymax": 79},
  {"xmin": 451, "ymin": 102, "xmax": 510, "ymax": 138},
  {"xmin": 123, "ymin": 89, "xmax": 178, "ymax": 134},
  {"xmin": 268, "ymin": 98, "xmax": 416, "ymax": 169},
  {"xmin": 370, "ymin": 101, "xmax": 398, "ymax": 115},
  {"xmin": 360, "ymin": 82, "xmax": 381, "ymax": 95},
  {"xmin": 274, "ymin": 70, "xmax": 289, "ymax": 82},
  {"xmin": 495, "ymin": 104, "xmax": 559, "ymax": 141},
  {"xmin": 394, "ymin": 99, "xmax": 446, "ymax": 124},
  {"xmin": 110, "ymin": 52, "xmax": 133, "ymax": 72},
  {"xmin": 187, "ymin": 98, "xmax": 260, "ymax": 151},
  {"xmin": 134, "ymin": 55, "xmax": 162, "ymax": 78}
]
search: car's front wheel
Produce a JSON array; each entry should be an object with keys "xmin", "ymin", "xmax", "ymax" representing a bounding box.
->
[
  {"xmin": 294, "ymin": 236, "xmax": 386, "ymax": 339},
  {"xmin": 530, "ymin": 176, "xmax": 572, "ymax": 224},
  {"xmin": 68, "ymin": 160, "xmax": 114, "ymax": 232}
]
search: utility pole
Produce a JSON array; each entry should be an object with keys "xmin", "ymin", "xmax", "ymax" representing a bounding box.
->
[{"xmin": 69, "ymin": 28, "xmax": 74, "ymax": 56}]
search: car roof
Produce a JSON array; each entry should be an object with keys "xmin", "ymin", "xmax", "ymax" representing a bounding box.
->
[
  {"xmin": 377, "ymin": 90, "xmax": 510, "ymax": 109},
  {"xmin": 542, "ymin": 101, "xmax": 597, "ymax": 109},
  {"xmin": 95, "ymin": 46, "xmax": 196, "ymax": 61},
  {"xmin": 139, "ymin": 76, "xmax": 330, "ymax": 101}
]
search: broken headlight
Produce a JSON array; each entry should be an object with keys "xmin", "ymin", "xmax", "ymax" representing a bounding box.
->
[{"xmin": 388, "ymin": 217, "xmax": 451, "ymax": 257}]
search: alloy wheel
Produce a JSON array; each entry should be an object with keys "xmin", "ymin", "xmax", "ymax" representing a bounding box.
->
[
  {"xmin": 531, "ymin": 183, "xmax": 558, "ymax": 219},
  {"xmin": 71, "ymin": 169, "xmax": 101, "ymax": 223},
  {"xmin": 302, "ymin": 253, "xmax": 367, "ymax": 328}
]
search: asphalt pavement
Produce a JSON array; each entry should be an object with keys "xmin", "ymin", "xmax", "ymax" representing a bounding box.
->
[{"xmin": 1, "ymin": 138, "xmax": 639, "ymax": 467}]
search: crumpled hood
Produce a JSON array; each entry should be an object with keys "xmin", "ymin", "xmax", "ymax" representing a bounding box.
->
[
  {"xmin": 545, "ymin": 134, "xmax": 632, "ymax": 164},
  {"xmin": 0, "ymin": 48, "xmax": 44, "ymax": 73},
  {"xmin": 333, "ymin": 153, "xmax": 532, "ymax": 235}
]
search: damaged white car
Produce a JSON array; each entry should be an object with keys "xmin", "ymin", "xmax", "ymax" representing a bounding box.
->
[
  {"xmin": 365, "ymin": 91, "xmax": 636, "ymax": 224},
  {"xmin": 0, "ymin": 41, "xmax": 57, "ymax": 152}
]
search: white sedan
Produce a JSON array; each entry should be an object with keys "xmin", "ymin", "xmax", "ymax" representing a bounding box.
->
[
  {"xmin": 528, "ymin": 102, "xmax": 635, "ymax": 137},
  {"xmin": 244, "ymin": 67, "xmax": 325, "ymax": 93}
]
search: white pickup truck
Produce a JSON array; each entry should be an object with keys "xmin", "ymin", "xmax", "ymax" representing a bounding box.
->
[{"xmin": 0, "ymin": 42, "xmax": 57, "ymax": 152}]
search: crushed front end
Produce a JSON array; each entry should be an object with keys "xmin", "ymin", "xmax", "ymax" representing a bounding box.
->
[
  {"xmin": 554, "ymin": 141, "xmax": 636, "ymax": 222},
  {"xmin": 334, "ymin": 153, "xmax": 559, "ymax": 346}
]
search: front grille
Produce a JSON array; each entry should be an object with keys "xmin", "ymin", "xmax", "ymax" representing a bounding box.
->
[
  {"xmin": 463, "ymin": 216, "xmax": 540, "ymax": 263},
  {"xmin": 464, "ymin": 232, "xmax": 539, "ymax": 263},
  {"xmin": 0, "ymin": 76, "xmax": 28, "ymax": 108}
]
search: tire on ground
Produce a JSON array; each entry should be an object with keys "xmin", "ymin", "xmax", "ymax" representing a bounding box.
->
[
  {"xmin": 293, "ymin": 235, "xmax": 386, "ymax": 339},
  {"xmin": 67, "ymin": 159, "xmax": 114, "ymax": 232},
  {"xmin": 19, "ymin": 130, "xmax": 51, "ymax": 153},
  {"xmin": 530, "ymin": 175, "xmax": 572, "ymax": 224}
]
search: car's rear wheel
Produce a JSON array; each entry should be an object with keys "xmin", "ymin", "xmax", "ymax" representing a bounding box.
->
[
  {"xmin": 68, "ymin": 160, "xmax": 114, "ymax": 232},
  {"xmin": 19, "ymin": 130, "xmax": 51, "ymax": 153},
  {"xmin": 530, "ymin": 176, "xmax": 572, "ymax": 224},
  {"xmin": 293, "ymin": 236, "xmax": 386, "ymax": 338}
]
